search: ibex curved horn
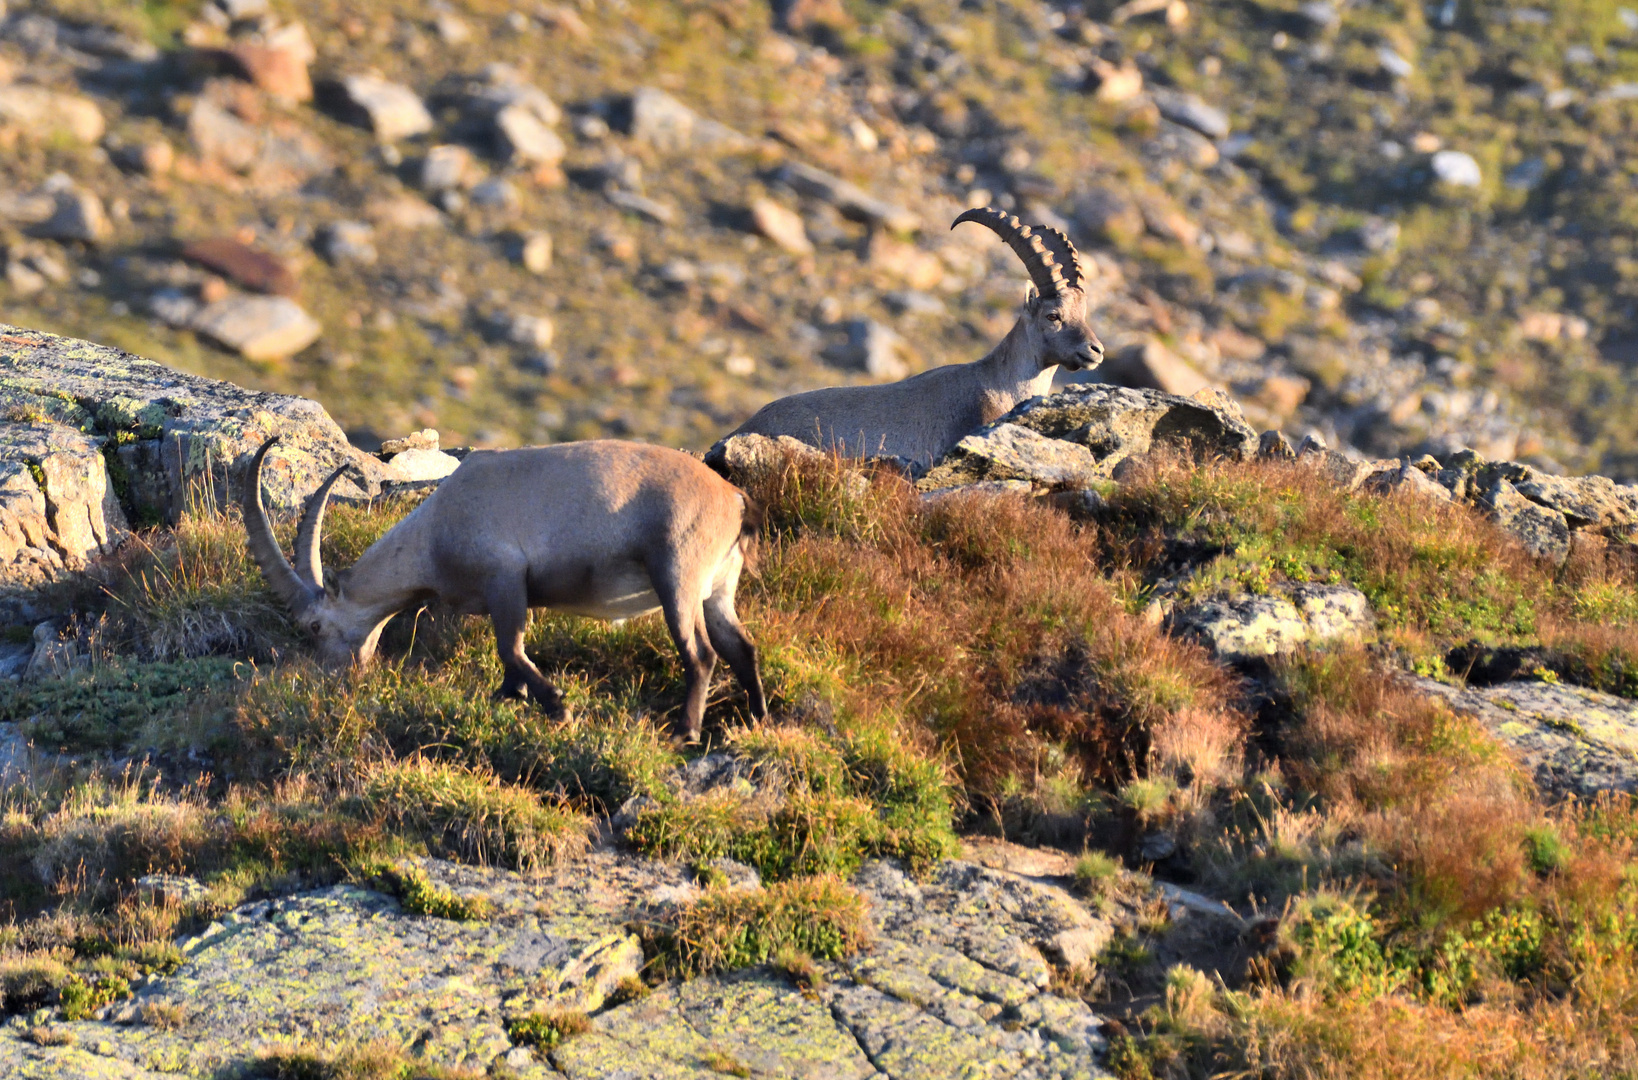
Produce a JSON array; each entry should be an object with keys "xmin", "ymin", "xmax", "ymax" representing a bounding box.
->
[
  {"xmin": 294, "ymin": 464, "xmax": 350, "ymax": 593},
  {"xmin": 242, "ymin": 437, "xmax": 322, "ymax": 614},
  {"xmin": 1030, "ymin": 224, "xmax": 1087, "ymax": 293},
  {"xmin": 952, "ymin": 207, "xmax": 1070, "ymax": 298}
]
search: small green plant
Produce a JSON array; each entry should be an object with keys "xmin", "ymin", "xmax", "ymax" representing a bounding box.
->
[
  {"xmin": 362, "ymin": 862, "xmax": 492, "ymax": 922},
  {"xmin": 1119, "ymin": 778, "xmax": 1177, "ymax": 826},
  {"xmin": 358, "ymin": 758, "xmax": 590, "ymax": 872},
  {"xmin": 140, "ymin": 1001, "xmax": 186, "ymax": 1029},
  {"xmin": 699, "ymin": 1048, "xmax": 751, "ymax": 1077},
  {"xmin": 692, "ymin": 862, "xmax": 732, "ymax": 890},
  {"xmin": 505, "ymin": 1009, "xmax": 591, "ymax": 1052},
  {"xmin": 57, "ymin": 972, "xmax": 130, "ymax": 1021},
  {"xmin": 1523, "ymin": 825, "xmax": 1567, "ymax": 875},
  {"xmin": 771, "ymin": 946, "xmax": 824, "ymax": 992},
  {"xmin": 25, "ymin": 1025, "xmax": 76, "ymax": 1046},
  {"xmin": 0, "ymin": 954, "xmax": 72, "ymax": 1015},
  {"xmin": 1072, "ymin": 851, "xmax": 1123, "ymax": 902},
  {"xmin": 604, "ymin": 975, "xmax": 651, "ymax": 1007},
  {"xmin": 1286, "ymin": 895, "xmax": 1400, "ymax": 999},
  {"xmin": 249, "ymin": 1040, "xmax": 481, "ymax": 1079}
]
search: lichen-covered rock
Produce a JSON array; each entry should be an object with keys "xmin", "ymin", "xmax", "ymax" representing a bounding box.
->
[
  {"xmin": 334, "ymin": 74, "xmax": 434, "ymax": 142},
  {"xmin": 1168, "ymin": 584, "xmax": 1373, "ymax": 661},
  {"xmin": 1363, "ymin": 460, "xmax": 1453, "ymax": 502},
  {"xmin": 1481, "ymin": 478, "xmax": 1571, "ymax": 564},
  {"xmin": 963, "ymin": 384, "xmax": 1259, "ymax": 481},
  {"xmin": 0, "ymin": 325, "xmax": 384, "ymax": 588},
  {"xmin": 919, "ymin": 423, "xmax": 1102, "ymax": 491},
  {"xmin": 1415, "ymin": 677, "xmax": 1638, "ymax": 799},
  {"xmin": 1513, "ymin": 471, "xmax": 1638, "ymax": 530},
  {"xmin": 1298, "ymin": 445, "xmax": 1378, "ymax": 491},
  {"xmin": 0, "ymin": 422, "xmax": 126, "ymax": 588},
  {"xmin": 704, "ymin": 431, "xmax": 824, "ymax": 485},
  {"xmin": 0, "ymin": 853, "xmax": 1119, "ymax": 1079},
  {"xmin": 190, "ymin": 294, "xmax": 320, "ymax": 360}
]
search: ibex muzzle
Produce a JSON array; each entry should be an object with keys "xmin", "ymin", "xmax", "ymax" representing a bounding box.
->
[
  {"xmin": 242, "ymin": 437, "xmax": 767, "ymax": 741},
  {"xmin": 721, "ymin": 207, "xmax": 1104, "ymax": 470}
]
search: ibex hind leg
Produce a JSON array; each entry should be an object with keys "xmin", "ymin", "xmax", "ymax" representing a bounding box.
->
[
  {"xmin": 650, "ymin": 561, "xmax": 716, "ymax": 743},
  {"xmin": 486, "ymin": 577, "xmax": 567, "ymax": 718},
  {"xmin": 704, "ymin": 585, "xmax": 765, "ymax": 720}
]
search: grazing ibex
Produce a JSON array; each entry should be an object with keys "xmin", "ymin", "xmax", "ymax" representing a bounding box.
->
[
  {"xmin": 242, "ymin": 437, "xmax": 766, "ymax": 742},
  {"xmin": 721, "ymin": 208, "xmax": 1105, "ymax": 470}
]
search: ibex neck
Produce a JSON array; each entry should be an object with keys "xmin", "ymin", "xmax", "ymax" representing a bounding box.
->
[
  {"xmin": 338, "ymin": 516, "xmax": 437, "ymax": 624},
  {"xmin": 978, "ymin": 317, "xmax": 1056, "ymax": 408}
]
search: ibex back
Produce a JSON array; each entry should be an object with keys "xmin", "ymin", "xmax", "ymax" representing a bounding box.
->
[
  {"xmin": 242, "ymin": 437, "xmax": 766, "ymax": 741},
  {"xmin": 722, "ymin": 208, "xmax": 1105, "ymax": 471}
]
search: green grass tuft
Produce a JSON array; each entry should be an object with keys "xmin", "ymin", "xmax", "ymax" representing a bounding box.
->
[
  {"xmin": 360, "ymin": 861, "xmax": 492, "ymax": 923},
  {"xmin": 505, "ymin": 1009, "xmax": 592, "ymax": 1053},
  {"xmin": 652, "ymin": 876, "xmax": 872, "ymax": 978}
]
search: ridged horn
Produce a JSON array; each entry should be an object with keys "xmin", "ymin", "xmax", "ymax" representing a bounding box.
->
[
  {"xmin": 951, "ymin": 207, "xmax": 1069, "ymax": 298},
  {"xmin": 241, "ymin": 437, "xmax": 320, "ymax": 615},
  {"xmin": 1030, "ymin": 224, "xmax": 1087, "ymax": 293},
  {"xmin": 294, "ymin": 464, "xmax": 350, "ymax": 593}
]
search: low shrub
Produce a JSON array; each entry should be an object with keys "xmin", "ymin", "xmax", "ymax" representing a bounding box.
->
[
  {"xmin": 3, "ymin": 657, "xmax": 248, "ymax": 753},
  {"xmin": 653, "ymin": 876, "xmax": 872, "ymax": 977}
]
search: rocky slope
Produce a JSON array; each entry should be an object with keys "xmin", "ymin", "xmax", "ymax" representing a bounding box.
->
[
  {"xmin": 1, "ymin": 0, "xmax": 1636, "ymax": 479},
  {"xmin": 0, "ymin": 331, "xmax": 1632, "ymax": 1074},
  {"xmin": 0, "ymin": 852, "xmax": 1147, "ymax": 1079}
]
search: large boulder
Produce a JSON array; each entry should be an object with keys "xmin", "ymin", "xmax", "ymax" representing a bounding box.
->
[
  {"xmin": 0, "ymin": 324, "xmax": 385, "ymax": 594},
  {"xmin": 920, "ymin": 384, "xmax": 1259, "ymax": 491}
]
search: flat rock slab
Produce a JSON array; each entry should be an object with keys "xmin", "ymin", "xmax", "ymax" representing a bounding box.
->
[
  {"xmin": 1415, "ymin": 677, "xmax": 1638, "ymax": 798},
  {"xmin": 0, "ymin": 855, "xmax": 1115, "ymax": 1079}
]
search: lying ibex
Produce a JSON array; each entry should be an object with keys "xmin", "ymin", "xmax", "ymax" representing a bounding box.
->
[
  {"xmin": 242, "ymin": 437, "xmax": 767, "ymax": 741},
  {"xmin": 721, "ymin": 208, "xmax": 1105, "ymax": 470}
]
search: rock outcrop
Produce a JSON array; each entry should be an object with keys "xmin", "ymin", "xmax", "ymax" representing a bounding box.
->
[
  {"xmin": 0, "ymin": 854, "xmax": 1118, "ymax": 1080},
  {"xmin": 0, "ymin": 325, "xmax": 384, "ymax": 594},
  {"xmin": 1167, "ymin": 584, "xmax": 1374, "ymax": 662},
  {"xmin": 1416, "ymin": 677, "xmax": 1638, "ymax": 799},
  {"xmin": 919, "ymin": 384, "xmax": 1260, "ymax": 491}
]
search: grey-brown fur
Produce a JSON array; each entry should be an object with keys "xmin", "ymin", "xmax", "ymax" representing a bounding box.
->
[
  {"xmin": 723, "ymin": 209, "xmax": 1105, "ymax": 471},
  {"xmin": 243, "ymin": 437, "xmax": 766, "ymax": 741}
]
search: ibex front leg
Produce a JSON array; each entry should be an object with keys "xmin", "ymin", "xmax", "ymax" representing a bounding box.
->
[{"xmin": 486, "ymin": 574, "xmax": 566, "ymax": 717}]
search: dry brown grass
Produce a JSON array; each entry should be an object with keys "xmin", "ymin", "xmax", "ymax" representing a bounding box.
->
[{"xmin": 737, "ymin": 450, "xmax": 1242, "ymax": 812}]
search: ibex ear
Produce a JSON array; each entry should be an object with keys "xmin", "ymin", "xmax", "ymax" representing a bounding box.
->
[
  {"xmin": 324, "ymin": 568, "xmax": 350, "ymax": 600},
  {"xmin": 1025, "ymin": 284, "xmax": 1040, "ymax": 309}
]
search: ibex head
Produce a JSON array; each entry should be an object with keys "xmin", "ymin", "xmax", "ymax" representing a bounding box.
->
[
  {"xmin": 953, "ymin": 207, "xmax": 1104, "ymax": 373},
  {"xmin": 242, "ymin": 437, "xmax": 385, "ymax": 670}
]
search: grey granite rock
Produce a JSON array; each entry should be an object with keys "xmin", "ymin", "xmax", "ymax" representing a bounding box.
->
[
  {"xmin": 1415, "ymin": 677, "xmax": 1638, "ymax": 798},
  {"xmin": 0, "ymin": 325, "xmax": 384, "ymax": 589},
  {"xmin": 0, "ymin": 853, "xmax": 1117, "ymax": 1079},
  {"xmin": 1168, "ymin": 584, "xmax": 1373, "ymax": 662},
  {"xmin": 1481, "ymin": 478, "xmax": 1571, "ymax": 563},
  {"xmin": 920, "ymin": 384, "xmax": 1258, "ymax": 494},
  {"xmin": 919, "ymin": 423, "xmax": 1102, "ymax": 491}
]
